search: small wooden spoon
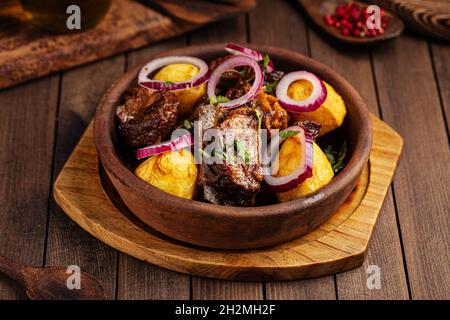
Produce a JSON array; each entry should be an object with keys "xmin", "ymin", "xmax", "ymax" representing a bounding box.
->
[
  {"xmin": 0, "ymin": 255, "xmax": 107, "ymax": 300},
  {"xmin": 298, "ymin": 0, "xmax": 404, "ymax": 44}
]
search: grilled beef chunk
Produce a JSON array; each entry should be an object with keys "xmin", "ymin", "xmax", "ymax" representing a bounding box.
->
[
  {"xmin": 194, "ymin": 104, "xmax": 221, "ymax": 203},
  {"xmin": 193, "ymin": 104, "xmax": 220, "ymax": 138},
  {"xmin": 201, "ymin": 108, "xmax": 263, "ymax": 206},
  {"xmin": 116, "ymin": 87, "xmax": 179, "ymax": 148}
]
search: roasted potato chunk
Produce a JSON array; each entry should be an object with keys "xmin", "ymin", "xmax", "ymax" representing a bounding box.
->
[
  {"xmin": 153, "ymin": 63, "xmax": 206, "ymax": 115},
  {"xmin": 276, "ymin": 139, "xmax": 334, "ymax": 202},
  {"xmin": 135, "ymin": 149, "xmax": 198, "ymax": 199},
  {"xmin": 288, "ymin": 81, "xmax": 347, "ymax": 136}
]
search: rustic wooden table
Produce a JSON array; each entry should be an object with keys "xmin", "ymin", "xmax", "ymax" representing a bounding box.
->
[{"xmin": 0, "ymin": 0, "xmax": 448, "ymax": 300}]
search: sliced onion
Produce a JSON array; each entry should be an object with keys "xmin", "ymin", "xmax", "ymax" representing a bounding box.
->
[
  {"xmin": 225, "ymin": 43, "xmax": 264, "ymax": 61},
  {"xmin": 136, "ymin": 133, "xmax": 194, "ymax": 160},
  {"xmin": 275, "ymin": 71, "xmax": 327, "ymax": 113},
  {"xmin": 225, "ymin": 43, "xmax": 275, "ymax": 73},
  {"xmin": 138, "ymin": 56, "xmax": 209, "ymax": 91},
  {"xmin": 207, "ymin": 55, "xmax": 264, "ymax": 109},
  {"xmin": 264, "ymin": 126, "xmax": 314, "ymax": 193}
]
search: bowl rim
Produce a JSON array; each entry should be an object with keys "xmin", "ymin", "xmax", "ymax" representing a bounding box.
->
[{"xmin": 94, "ymin": 43, "xmax": 372, "ymax": 219}]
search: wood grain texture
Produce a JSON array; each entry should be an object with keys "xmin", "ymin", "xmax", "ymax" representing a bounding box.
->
[
  {"xmin": 0, "ymin": 0, "xmax": 254, "ymax": 90},
  {"xmin": 144, "ymin": 0, "xmax": 256, "ymax": 25},
  {"xmin": 192, "ymin": 280, "xmax": 263, "ymax": 300},
  {"xmin": 53, "ymin": 114, "xmax": 402, "ymax": 282},
  {"xmin": 116, "ymin": 38, "xmax": 191, "ymax": 300},
  {"xmin": 0, "ymin": 76, "xmax": 59, "ymax": 299},
  {"xmin": 308, "ymin": 25, "xmax": 409, "ymax": 299},
  {"xmin": 249, "ymin": 0, "xmax": 308, "ymax": 53},
  {"xmin": 117, "ymin": 255, "xmax": 189, "ymax": 300},
  {"xmin": 249, "ymin": 0, "xmax": 336, "ymax": 300},
  {"xmin": 372, "ymin": 35, "xmax": 450, "ymax": 299},
  {"xmin": 44, "ymin": 56, "xmax": 126, "ymax": 300},
  {"xmin": 430, "ymin": 41, "xmax": 450, "ymax": 133},
  {"xmin": 370, "ymin": 0, "xmax": 450, "ymax": 41}
]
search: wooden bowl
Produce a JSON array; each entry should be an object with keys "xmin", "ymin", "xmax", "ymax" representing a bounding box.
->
[{"xmin": 94, "ymin": 44, "xmax": 372, "ymax": 249}]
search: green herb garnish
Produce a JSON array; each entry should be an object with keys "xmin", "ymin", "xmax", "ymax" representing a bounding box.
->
[
  {"xmin": 198, "ymin": 148, "xmax": 210, "ymax": 159},
  {"xmin": 265, "ymin": 80, "xmax": 279, "ymax": 94},
  {"xmin": 235, "ymin": 140, "xmax": 251, "ymax": 164},
  {"xmin": 210, "ymin": 95, "xmax": 230, "ymax": 105},
  {"xmin": 279, "ymin": 130, "xmax": 300, "ymax": 139},
  {"xmin": 183, "ymin": 119, "xmax": 193, "ymax": 129},
  {"xmin": 214, "ymin": 150, "xmax": 229, "ymax": 162},
  {"xmin": 323, "ymin": 140, "xmax": 347, "ymax": 174},
  {"xmin": 263, "ymin": 54, "xmax": 270, "ymax": 68},
  {"xmin": 240, "ymin": 67, "xmax": 249, "ymax": 78},
  {"xmin": 165, "ymin": 80, "xmax": 174, "ymax": 86},
  {"xmin": 255, "ymin": 108, "xmax": 263, "ymax": 129},
  {"xmin": 332, "ymin": 140, "xmax": 347, "ymax": 173}
]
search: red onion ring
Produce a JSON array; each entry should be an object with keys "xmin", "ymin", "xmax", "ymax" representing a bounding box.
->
[
  {"xmin": 207, "ymin": 55, "xmax": 264, "ymax": 109},
  {"xmin": 225, "ymin": 43, "xmax": 264, "ymax": 61},
  {"xmin": 264, "ymin": 126, "xmax": 314, "ymax": 193},
  {"xmin": 136, "ymin": 133, "xmax": 194, "ymax": 160},
  {"xmin": 225, "ymin": 43, "xmax": 275, "ymax": 73},
  {"xmin": 138, "ymin": 56, "xmax": 209, "ymax": 91},
  {"xmin": 275, "ymin": 71, "xmax": 327, "ymax": 113}
]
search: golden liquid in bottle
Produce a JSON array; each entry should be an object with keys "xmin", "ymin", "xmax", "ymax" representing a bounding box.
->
[{"xmin": 18, "ymin": 0, "xmax": 112, "ymax": 33}]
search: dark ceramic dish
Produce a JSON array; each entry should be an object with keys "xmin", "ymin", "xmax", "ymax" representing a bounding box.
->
[{"xmin": 94, "ymin": 44, "xmax": 372, "ymax": 249}]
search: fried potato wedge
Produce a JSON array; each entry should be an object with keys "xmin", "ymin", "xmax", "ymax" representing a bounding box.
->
[
  {"xmin": 153, "ymin": 63, "xmax": 206, "ymax": 115},
  {"xmin": 276, "ymin": 139, "xmax": 334, "ymax": 202},
  {"xmin": 135, "ymin": 149, "xmax": 198, "ymax": 199},
  {"xmin": 288, "ymin": 81, "xmax": 347, "ymax": 136}
]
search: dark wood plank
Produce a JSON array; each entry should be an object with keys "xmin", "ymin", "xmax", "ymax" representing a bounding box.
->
[
  {"xmin": 430, "ymin": 41, "xmax": 450, "ymax": 135},
  {"xmin": 0, "ymin": 76, "xmax": 59, "ymax": 299},
  {"xmin": 249, "ymin": 0, "xmax": 308, "ymax": 53},
  {"xmin": 372, "ymin": 35, "xmax": 450, "ymax": 300},
  {"xmin": 117, "ymin": 256, "xmax": 189, "ymax": 300},
  {"xmin": 189, "ymin": 13, "xmax": 247, "ymax": 44},
  {"xmin": 116, "ymin": 37, "xmax": 191, "ymax": 300},
  {"xmin": 249, "ymin": 0, "xmax": 336, "ymax": 300},
  {"xmin": 188, "ymin": 14, "xmax": 264, "ymax": 300},
  {"xmin": 305, "ymin": 31, "xmax": 409, "ymax": 299},
  {"xmin": 45, "ymin": 56, "xmax": 126, "ymax": 299},
  {"xmin": 266, "ymin": 277, "xmax": 335, "ymax": 300},
  {"xmin": 192, "ymin": 280, "xmax": 263, "ymax": 300}
]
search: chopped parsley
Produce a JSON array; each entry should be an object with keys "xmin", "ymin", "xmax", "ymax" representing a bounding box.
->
[
  {"xmin": 165, "ymin": 80, "xmax": 174, "ymax": 86},
  {"xmin": 235, "ymin": 140, "xmax": 251, "ymax": 164},
  {"xmin": 323, "ymin": 140, "xmax": 347, "ymax": 174},
  {"xmin": 214, "ymin": 150, "xmax": 229, "ymax": 162},
  {"xmin": 263, "ymin": 54, "xmax": 270, "ymax": 68},
  {"xmin": 265, "ymin": 80, "xmax": 279, "ymax": 94},
  {"xmin": 210, "ymin": 95, "xmax": 230, "ymax": 105},
  {"xmin": 183, "ymin": 119, "xmax": 193, "ymax": 129},
  {"xmin": 279, "ymin": 130, "xmax": 300, "ymax": 139},
  {"xmin": 240, "ymin": 67, "xmax": 249, "ymax": 78},
  {"xmin": 198, "ymin": 148, "xmax": 210, "ymax": 159},
  {"xmin": 255, "ymin": 108, "xmax": 263, "ymax": 129}
]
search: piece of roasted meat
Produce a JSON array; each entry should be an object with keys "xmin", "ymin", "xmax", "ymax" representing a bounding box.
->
[
  {"xmin": 116, "ymin": 87, "xmax": 179, "ymax": 148},
  {"xmin": 255, "ymin": 89, "xmax": 289, "ymax": 133},
  {"xmin": 200, "ymin": 107, "xmax": 263, "ymax": 207}
]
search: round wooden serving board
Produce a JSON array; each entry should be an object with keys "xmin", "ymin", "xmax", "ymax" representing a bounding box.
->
[{"xmin": 53, "ymin": 114, "xmax": 403, "ymax": 281}]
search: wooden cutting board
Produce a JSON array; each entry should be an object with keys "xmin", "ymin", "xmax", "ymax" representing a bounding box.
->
[
  {"xmin": 369, "ymin": 0, "xmax": 450, "ymax": 41},
  {"xmin": 0, "ymin": 0, "xmax": 255, "ymax": 89},
  {"xmin": 53, "ymin": 114, "xmax": 403, "ymax": 281}
]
